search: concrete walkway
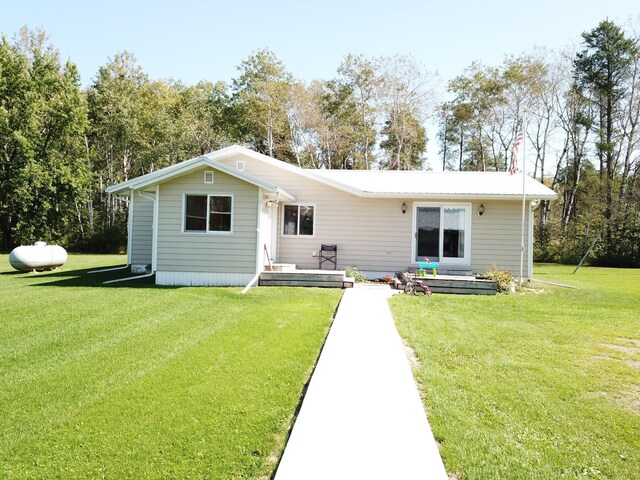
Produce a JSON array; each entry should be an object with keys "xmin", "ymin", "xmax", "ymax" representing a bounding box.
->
[{"xmin": 275, "ymin": 285, "xmax": 448, "ymax": 480}]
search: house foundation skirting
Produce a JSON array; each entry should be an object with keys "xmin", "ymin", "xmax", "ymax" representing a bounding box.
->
[{"xmin": 156, "ymin": 271, "xmax": 254, "ymax": 287}]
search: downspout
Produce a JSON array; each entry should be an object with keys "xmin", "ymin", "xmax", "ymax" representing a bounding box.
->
[
  {"xmin": 241, "ymin": 188, "xmax": 265, "ymax": 295},
  {"xmin": 102, "ymin": 188, "xmax": 158, "ymax": 285},
  {"xmin": 89, "ymin": 189, "xmax": 133, "ymax": 274},
  {"xmin": 138, "ymin": 189, "xmax": 158, "ymax": 271},
  {"xmin": 528, "ymin": 200, "xmax": 539, "ymax": 279},
  {"xmin": 127, "ymin": 189, "xmax": 134, "ymax": 265},
  {"xmin": 152, "ymin": 185, "xmax": 159, "ymax": 272},
  {"xmin": 103, "ymin": 271, "xmax": 155, "ymax": 285}
]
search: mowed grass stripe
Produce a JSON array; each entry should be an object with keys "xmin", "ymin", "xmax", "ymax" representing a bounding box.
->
[
  {"xmin": 391, "ymin": 264, "xmax": 639, "ymax": 479},
  {"xmin": 1, "ymin": 254, "xmax": 342, "ymax": 479}
]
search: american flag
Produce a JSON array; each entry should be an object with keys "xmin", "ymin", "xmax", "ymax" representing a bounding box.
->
[{"xmin": 509, "ymin": 123, "xmax": 524, "ymax": 175}]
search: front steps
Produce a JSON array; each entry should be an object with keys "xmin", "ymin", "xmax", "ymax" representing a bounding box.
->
[{"xmin": 259, "ymin": 270, "xmax": 353, "ymax": 288}]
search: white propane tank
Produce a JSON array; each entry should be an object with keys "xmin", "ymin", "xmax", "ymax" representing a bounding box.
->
[{"xmin": 8, "ymin": 242, "xmax": 68, "ymax": 272}]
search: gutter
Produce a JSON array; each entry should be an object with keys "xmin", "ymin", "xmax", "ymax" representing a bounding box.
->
[{"xmin": 357, "ymin": 192, "xmax": 558, "ymax": 201}]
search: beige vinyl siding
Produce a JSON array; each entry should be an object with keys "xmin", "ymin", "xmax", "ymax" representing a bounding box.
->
[
  {"xmin": 156, "ymin": 167, "xmax": 258, "ymax": 274},
  {"xmin": 130, "ymin": 193, "xmax": 153, "ymax": 266},
  {"xmin": 470, "ymin": 200, "xmax": 532, "ymax": 275},
  {"xmin": 215, "ymin": 153, "xmax": 533, "ymax": 276}
]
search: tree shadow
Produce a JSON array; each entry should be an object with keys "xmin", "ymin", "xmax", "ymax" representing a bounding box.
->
[{"xmin": 21, "ymin": 265, "xmax": 178, "ymax": 289}]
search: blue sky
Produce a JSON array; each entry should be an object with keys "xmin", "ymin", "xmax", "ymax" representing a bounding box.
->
[
  {"xmin": 2, "ymin": 0, "xmax": 638, "ymax": 87},
  {"xmin": 1, "ymin": 1, "xmax": 638, "ymax": 169}
]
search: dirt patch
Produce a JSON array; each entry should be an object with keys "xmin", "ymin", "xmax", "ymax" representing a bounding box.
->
[
  {"xmin": 589, "ymin": 386, "xmax": 640, "ymax": 413},
  {"xmin": 622, "ymin": 385, "xmax": 640, "ymax": 412},
  {"xmin": 594, "ymin": 354, "xmax": 640, "ymax": 369},
  {"xmin": 600, "ymin": 343, "xmax": 640, "ymax": 355},
  {"xmin": 402, "ymin": 339, "xmax": 421, "ymax": 369},
  {"xmin": 617, "ymin": 338, "xmax": 640, "ymax": 348},
  {"xmin": 625, "ymin": 359, "xmax": 640, "ymax": 369}
]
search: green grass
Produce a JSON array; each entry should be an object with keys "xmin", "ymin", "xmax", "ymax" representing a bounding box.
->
[
  {"xmin": 0, "ymin": 254, "xmax": 342, "ymax": 479},
  {"xmin": 390, "ymin": 264, "xmax": 640, "ymax": 479}
]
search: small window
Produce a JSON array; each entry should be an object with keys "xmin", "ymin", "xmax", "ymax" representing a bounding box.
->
[
  {"xmin": 283, "ymin": 205, "xmax": 314, "ymax": 236},
  {"xmin": 185, "ymin": 194, "xmax": 232, "ymax": 233},
  {"xmin": 204, "ymin": 171, "xmax": 214, "ymax": 184},
  {"xmin": 236, "ymin": 160, "xmax": 245, "ymax": 172}
]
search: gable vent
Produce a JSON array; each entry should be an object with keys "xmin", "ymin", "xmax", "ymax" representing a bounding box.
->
[
  {"xmin": 236, "ymin": 161, "xmax": 245, "ymax": 172},
  {"xmin": 204, "ymin": 171, "xmax": 214, "ymax": 184}
]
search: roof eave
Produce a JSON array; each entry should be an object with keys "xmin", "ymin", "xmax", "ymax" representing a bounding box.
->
[
  {"xmin": 106, "ymin": 155, "xmax": 281, "ymax": 195},
  {"xmin": 359, "ymin": 192, "xmax": 558, "ymax": 201}
]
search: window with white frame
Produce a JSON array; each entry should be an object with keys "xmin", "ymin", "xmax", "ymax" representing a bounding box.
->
[
  {"xmin": 184, "ymin": 194, "xmax": 232, "ymax": 233},
  {"xmin": 283, "ymin": 205, "xmax": 314, "ymax": 236}
]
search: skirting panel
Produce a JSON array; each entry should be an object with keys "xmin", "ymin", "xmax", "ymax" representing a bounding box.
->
[{"xmin": 156, "ymin": 271, "xmax": 254, "ymax": 287}]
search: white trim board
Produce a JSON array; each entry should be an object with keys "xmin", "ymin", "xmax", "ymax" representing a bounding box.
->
[{"xmin": 156, "ymin": 271, "xmax": 254, "ymax": 286}]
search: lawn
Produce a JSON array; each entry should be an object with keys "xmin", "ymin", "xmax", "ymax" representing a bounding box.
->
[
  {"xmin": 0, "ymin": 254, "xmax": 342, "ymax": 479},
  {"xmin": 390, "ymin": 264, "xmax": 640, "ymax": 480}
]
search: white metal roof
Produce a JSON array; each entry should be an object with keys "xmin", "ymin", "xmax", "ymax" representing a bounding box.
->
[
  {"xmin": 105, "ymin": 145, "xmax": 557, "ymax": 201},
  {"xmin": 308, "ymin": 170, "xmax": 558, "ymax": 200},
  {"xmin": 106, "ymin": 153, "xmax": 295, "ymax": 201}
]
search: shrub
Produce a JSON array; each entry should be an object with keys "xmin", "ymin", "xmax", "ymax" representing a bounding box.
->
[
  {"xmin": 480, "ymin": 265, "xmax": 514, "ymax": 293},
  {"xmin": 345, "ymin": 265, "xmax": 367, "ymax": 282}
]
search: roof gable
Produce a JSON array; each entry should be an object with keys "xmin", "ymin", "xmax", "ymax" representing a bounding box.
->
[{"xmin": 105, "ymin": 153, "xmax": 295, "ymax": 200}]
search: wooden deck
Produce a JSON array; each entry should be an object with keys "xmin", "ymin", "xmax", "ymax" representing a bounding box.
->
[
  {"xmin": 414, "ymin": 274, "xmax": 497, "ymax": 295},
  {"xmin": 259, "ymin": 270, "xmax": 354, "ymax": 288}
]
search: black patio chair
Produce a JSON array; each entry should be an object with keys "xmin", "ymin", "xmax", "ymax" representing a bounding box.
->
[{"xmin": 319, "ymin": 244, "xmax": 337, "ymax": 270}]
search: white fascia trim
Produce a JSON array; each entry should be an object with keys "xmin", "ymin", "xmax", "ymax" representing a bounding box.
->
[
  {"xmin": 105, "ymin": 156, "xmax": 204, "ymax": 194},
  {"xmin": 358, "ymin": 192, "xmax": 558, "ymax": 201},
  {"xmin": 204, "ymin": 146, "xmax": 365, "ymax": 198},
  {"xmin": 107, "ymin": 153, "xmax": 282, "ymax": 196},
  {"xmin": 135, "ymin": 158, "xmax": 278, "ymax": 192},
  {"xmin": 275, "ymin": 188, "xmax": 296, "ymax": 202}
]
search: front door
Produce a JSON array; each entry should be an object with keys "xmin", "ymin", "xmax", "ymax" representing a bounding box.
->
[{"xmin": 414, "ymin": 203, "xmax": 471, "ymax": 264}]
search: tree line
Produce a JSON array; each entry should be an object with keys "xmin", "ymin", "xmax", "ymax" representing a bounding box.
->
[
  {"xmin": 439, "ymin": 19, "xmax": 640, "ymax": 267},
  {"xmin": 0, "ymin": 27, "xmax": 435, "ymax": 253},
  {"xmin": 1, "ymin": 20, "xmax": 639, "ymax": 267}
]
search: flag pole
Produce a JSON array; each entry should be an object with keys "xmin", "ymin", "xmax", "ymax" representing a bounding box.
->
[{"xmin": 519, "ymin": 112, "xmax": 527, "ymax": 287}]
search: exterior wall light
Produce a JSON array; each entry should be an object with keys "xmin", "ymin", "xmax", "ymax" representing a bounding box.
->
[
  {"xmin": 478, "ymin": 204, "xmax": 485, "ymax": 216},
  {"xmin": 401, "ymin": 202, "xmax": 407, "ymax": 214}
]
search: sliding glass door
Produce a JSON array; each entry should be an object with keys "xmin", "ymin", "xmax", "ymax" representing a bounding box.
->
[{"xmin": 414, "ymin": 203, "xmax": 470, "ymax": 264}]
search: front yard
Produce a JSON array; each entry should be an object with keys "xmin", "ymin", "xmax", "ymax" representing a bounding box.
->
[
  {"xmin": 0, "ymin": 254, "xmax": 342, "ymax": 479},
  {"xmin": 391, "ymin": 264, "xmax": 640, "ymax": 479}
]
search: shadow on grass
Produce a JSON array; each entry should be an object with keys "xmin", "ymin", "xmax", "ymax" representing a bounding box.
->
[{"xmin": 19, "ymin": 265, "xmax": 177, "ymax": 289}]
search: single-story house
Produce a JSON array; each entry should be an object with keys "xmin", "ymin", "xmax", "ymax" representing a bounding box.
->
[{"xmin": 106, "ymin": 145, "xmax": 557, "ymax": 286}]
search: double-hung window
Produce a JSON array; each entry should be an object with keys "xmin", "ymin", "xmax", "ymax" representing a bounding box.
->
[
  {"xmin": 283, "ymin": 205, "xmax": 314, "ymax": 236},
  {"xmin": 184, "ymin": 194, "xmax": 232, "ymax": 233}
]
